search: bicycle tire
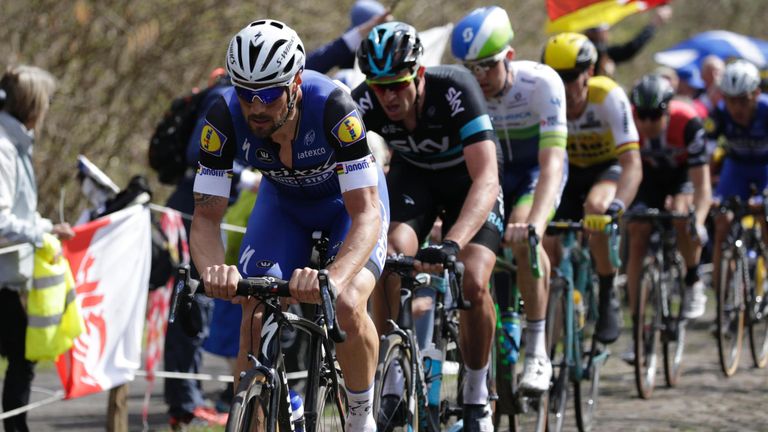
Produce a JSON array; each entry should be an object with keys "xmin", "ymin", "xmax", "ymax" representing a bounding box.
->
[
  {"xmin": 748, "ymin": 250, "xmax": 768, "ymax": 368},
  {"xmin": 717, "ymin": 247, "xmax": 746, "ymax": 377},
  {"xmin": 226, "ymin": 368, "xmax": 287, "ymax": 432},
  {"xmin": 574, "ymin": 275, "xmax": 602, "ymax": 432},
  {"xmin": 545, "ymin": 279, "xmax": 568, "ymax": 432},
  {"xmin": 373, "ymin": 333, "xmax": 418, "ymax": 432},
  {"xmin": 663, "ymin": 254, "xmax": 687, "ymax": 387},
  {"xmin": 439, "ymin": 314, "xmax": 465, "ymax": 428},
  {"xmin": 634, "ymin": 259, "xmax": 661, "ymax": 399},
  {"xmin": 308, "ymin": 346, "xmax": 347, "ymax": 432}
]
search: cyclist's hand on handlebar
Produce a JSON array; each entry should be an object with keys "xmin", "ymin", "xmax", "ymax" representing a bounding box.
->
[
  {"xmin": 503, "ymin": 223, "xmax": 530, "ymax": 245},
  {"xmin": 202, "ymin": 264, "xmax": 242, "ymax": 303},
  {"xmin": 583, "ymin": 213, "xmax": 612, "ymax": 233},
  {"xmin": 289, "ymin": 267, "xmax": 322, "ymax": 304},
  {"xmin": 415, "ymin": 240, "xmax": 460, "ymax": 273}
]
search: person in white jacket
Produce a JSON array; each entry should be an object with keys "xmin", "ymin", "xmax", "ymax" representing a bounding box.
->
[{"xmin": 0, "ymin": 65, "xmax": 74, "ymax": 432}]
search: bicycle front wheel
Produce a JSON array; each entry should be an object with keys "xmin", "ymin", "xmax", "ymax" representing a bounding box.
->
[
  {"xmin": 634, "ymin": 259, "xmax": 661, "ymax": 399},
  {"xmin": 545, "ymin": 279, "xmax": 568, "ymax": 432},
  {"xmin": 310, "ymin": 349, "xmax": 347, "ymax": 431},
  {"xmin": 748, "ymin": 252, "xmax": 768, "ymax": 368},
  {"xmin": 226, "ymin": 368, "xmax": 286, "ymax": 432},
  {"xmin": 574, "ymin": 276, "xmax": 603, "ymax": 432},
  {"xmin": 373, "ymin": 333, "xmax": 417, "ymax": 432},
  {"xmin": 717, "ymin": 247, "xmax": 746, "ymax": 377},
  {"xmin": 663, "ymin": 255, "xmax": 687, "ymax": 387}
]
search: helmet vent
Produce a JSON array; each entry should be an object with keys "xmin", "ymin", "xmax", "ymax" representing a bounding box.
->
[
  {"xmin": 263, "ymin": 39, "xmax": 287, "ymax": 72},
  {"xmin": 250, "ymin": 41, "xmax": 264, "ymax": 74}
]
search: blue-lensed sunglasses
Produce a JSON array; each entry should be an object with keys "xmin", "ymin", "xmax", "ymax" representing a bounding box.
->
[{"xmin": 234, "ymin": 84, "xmax": 286, "ymax": 105}]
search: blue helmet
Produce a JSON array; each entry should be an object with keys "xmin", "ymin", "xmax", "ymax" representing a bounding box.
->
[
  {"xmin": 357, "ymin": 22, "xmax": 423, "ymax": 79},
  {"xmin": 451, "ymin": 6, "xmax": 514, "ymax": 62}
]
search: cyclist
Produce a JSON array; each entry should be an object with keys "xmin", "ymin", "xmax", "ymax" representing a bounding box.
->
[
  {"xmin": 353, "ymin": 21, "xmax": 502, "ymax": 430},
  {"xmin": 624, "ymin": 74, "xmax": 712, "ymax": 360},
  {"xmin": 541, "ymin": 32, "xmax": 642, "ymax": 345},
  {"xmin": 190, "ymin": 20, "xmax": 389, "ymax": 432},
  {"xmin": 707, "ymin": 59, "xmax": 768, "ymax": 300},
  {"xmin": 451, "ymin": 6, "xmax": 568, "ymax": 394}
]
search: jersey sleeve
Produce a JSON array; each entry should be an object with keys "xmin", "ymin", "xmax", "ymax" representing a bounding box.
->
[
  {"xmin": 324, "ymin": 87, "xmax": 379, "ymax": 193},
  {"xmin": 603, "ymin": 86, "xmax": 639, "ymax": 155},
  {"xmin": 192, "ymin": 96, "xmax": 237, "ymax": 198},
  {"xmin": 532, "ymin": 65, "xmax": 568, "ymax": 150},
  {"xmin": 447, "ymin": 69, "xmax": 495, "ymax": 147},
  {"xmin": 683, "ymin": 116, "xmax": 708, "ymax": 167}
]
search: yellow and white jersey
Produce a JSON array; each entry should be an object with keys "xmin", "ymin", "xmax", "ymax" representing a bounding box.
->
[{"xmin": 566, "ymin": 76, "xmax": 639, "ymax": 168}]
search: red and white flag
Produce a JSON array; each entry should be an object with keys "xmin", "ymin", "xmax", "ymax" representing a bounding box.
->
[{"xmin": 56, "ymin": 205, "xmax": 151, "ymax": 399}]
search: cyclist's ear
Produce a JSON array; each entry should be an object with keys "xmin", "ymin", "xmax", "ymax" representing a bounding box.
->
[{"xmin": 506, "ymin": 47, "xmax": 516, "ymax": 61}]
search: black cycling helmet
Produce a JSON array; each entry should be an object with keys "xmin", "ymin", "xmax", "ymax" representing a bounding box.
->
[
  {"xmin": 630, "ymin": 74, "xmax": 675, "ymax": 111},
  {"xmin": 357, "ymin": 21, "xmax": 423, "ymax": 79}
]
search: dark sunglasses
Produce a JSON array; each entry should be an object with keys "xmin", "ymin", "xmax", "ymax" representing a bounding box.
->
[
  {"xmin": 234, "ymin": 84, "xmax": 286, "ymax": 105},
  {"xmin": 636, "ymin": 109, "xmax": 665, "ymax": 121},
  {"xmin": 366, "ymin": 73, "xmax": 416, "ymax": 93}
]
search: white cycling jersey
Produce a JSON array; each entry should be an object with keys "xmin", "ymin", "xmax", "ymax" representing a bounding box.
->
[{"xmin": 486, "ymin": 60, "xmax": 568, "ymax": 169}]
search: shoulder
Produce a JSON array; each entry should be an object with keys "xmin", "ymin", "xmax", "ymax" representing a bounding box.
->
[
  {"xmin": 587, "ymin": 76, "xmax": 623, "ymax": 104},
  {"xmin": 669, "ymin": 99, "xmax": 699, "ymax": 122},
  {"xmin": 425, "ymin": 65, "xmax": 477, "ymax": 89}
]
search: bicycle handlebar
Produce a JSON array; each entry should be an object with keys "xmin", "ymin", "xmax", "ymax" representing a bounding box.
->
[
  {"xmin": 170, "ymin": 265, "xmax": 347, "ymax": 343},
  {"xmin": 385, "ymin": 254, "xmax": 470, "ymax": 310}
]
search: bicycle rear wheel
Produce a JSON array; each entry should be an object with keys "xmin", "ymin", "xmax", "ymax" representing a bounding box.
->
[
  {"xmin": 748, "ymin": 253, "xmax": 768, "ymax": 368},
  {"xmin": 634, "ymin": 259, "xmax": 661, "ymax": 399},
  {"xmin": 663, "ymin": 255, "xmax": 687, "ymax": 387},
  {"xmin": 227, "ymin": 368, "xmax": 289, "ymax": 432},
  {"xmin": 717, "ymin": 247, "xmax": 746, "ymax": 377},
  {"xmin": 373, "ymin": 333, "xmax": 417, "ymax": 432},
  {"xmin": 545, "ymin": 279, "xmax": 568, "ymax": 432}
]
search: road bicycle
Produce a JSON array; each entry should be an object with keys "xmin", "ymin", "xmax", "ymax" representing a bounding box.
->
[
  {"xmin": 624, "ymin": 209, "xmax": 693, "ymax": 398},
  {"xmin": 372, "ymin": 254, "xmax": 468, "ymax": 431},
  {"xmin": 170, "ymin": 233, "xmax": 348, "ymax": 432},
  {"xmin": 545, "ymin": 218, "xmax": 617, "ymax": 432}
]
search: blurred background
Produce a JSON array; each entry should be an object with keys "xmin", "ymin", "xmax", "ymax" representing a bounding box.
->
[{"xmin": 1, "ymin": 0, "xmax": 766, "ymax": 221}]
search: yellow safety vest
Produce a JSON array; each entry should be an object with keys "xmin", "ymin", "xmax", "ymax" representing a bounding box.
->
[{"xmin": 25, "ymin": 233, "xmax": 84, "ymax": 361}]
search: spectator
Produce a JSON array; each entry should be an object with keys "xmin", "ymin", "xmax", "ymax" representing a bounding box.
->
[
  {"xmin": 655, "ymin": 65, "xmax": 679, "ymax": 91},
  {"xmin": 699, "ymin": 54, "xmax": 725, "ymax": 112},
  {"xmin": 163, "ymin": 69, "xmax": 231, "ymax": 430},
  {"xmin": 676, "ymin": 64, "xmax": 709, "ymax": 118},
  {"xmin": 305, "ymin": 0, "xmax": 391, "ymax": 74},
  {"xmin": 584, "ymin": 4, "xmax": 672, "ymax": 77},
  {"xmin": 0, "ymin": 65, "xmax": 75, "ymax": 432}
]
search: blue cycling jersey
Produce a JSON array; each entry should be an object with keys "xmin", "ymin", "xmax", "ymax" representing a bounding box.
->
[{"xmin": 706, "ymin": 93, "xmax": 768, "ymax": 163}]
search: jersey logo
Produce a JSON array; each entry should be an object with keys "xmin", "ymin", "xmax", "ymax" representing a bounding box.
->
[
  {"xmin": 446, "ymin": 87, "xmax": 465, "ymax": 117},
  {"xmin": 256, "ymin": 148, "xmax": 274, "ymax": 163},
  {"xmin": 200, "ymin": 122, "xmax": 227, "ymax": 156},
  {"xmin": 703, "ymin": 117, "xmax": 716, "ymax": 134},
  {"xmin": 357, "ymin": 92, "xmax": 374, "ymax": 115},
  {"xmin": 333, "ymin": 110, "xmax": 367, "ymax": 146},
  {"xmin": 304, "ymin": 129, "xmax": 316, "ymax": 146}
]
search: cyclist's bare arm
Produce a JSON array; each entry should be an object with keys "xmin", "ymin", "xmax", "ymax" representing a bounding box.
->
[
  {"xmin": 328, "ymin": 185, "xmax": 382, "ymax": 289},
  {"xmin": 615, "ymin": 149, "xmax": 642, "ymax": 208},
  {"xmin": 444, "ymin": 139, "xmax": 500, "ymax": 247},
  {"xmin": 689, "ymin": 164, "xmax": 712, "ymax": 227},
  {"xmin": 528, "ymin": 146, "xmax": 566, "ymax": 235},
  {"xmin": 191, "ymin": 193, "xmax": 236, "ymax": 299}
]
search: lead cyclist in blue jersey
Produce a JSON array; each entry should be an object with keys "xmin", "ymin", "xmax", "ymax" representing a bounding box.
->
[
  {"xmin": 353, "ymin": 21, "xmax": 502, "ymax": 431},
  {"xmin": 190, "ymin": 20, "xmax": 389, "ymax": 432},
  {"xmin": 708, "ymin": 59, "xmax": 768, "ymax": 306},
  {"xmin": 452, "ymin": 6, "xmax": 568, "ymax": 394}
]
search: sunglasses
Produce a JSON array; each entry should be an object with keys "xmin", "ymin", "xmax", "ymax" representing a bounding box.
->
[
  {"xmin": 635, "ymin": 109, "xmax": 665, "ymax": 121},
  {"xmin": 463, "ymin": 49, "xmax": 508, "ymax": 75},
  {"xmin": 366, "ymin": 72, "xmax": 417, "ymax": 93},
  {"xmin": 234, "ymin": 84, "xmax": 287, "ymax": 105}
]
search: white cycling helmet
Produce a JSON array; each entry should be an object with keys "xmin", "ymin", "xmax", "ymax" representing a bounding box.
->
[
  {"xmin": 225, "ymin": 20, "xmax": 305, "ymax": 88},
  {"xmin": 720, "ymin": 59, "xmax": 760, "ymax": 97}
]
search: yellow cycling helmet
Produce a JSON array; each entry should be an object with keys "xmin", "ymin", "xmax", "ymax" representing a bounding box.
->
[{"xmin": 542, "ymin": 32, "xmax": 597, "ymax": 74}]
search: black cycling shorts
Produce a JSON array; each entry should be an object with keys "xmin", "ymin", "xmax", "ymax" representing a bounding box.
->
[
  {"xmin": 386, "ymin": 153, "xmax": 503, "ymax": 252},
  {"xmin": 555, "ymin": 161, "xmax": 621, "ymax": 221},
  {"xmin": 631, "ymin": 165, "xmax": 692, "ymax": 211}
]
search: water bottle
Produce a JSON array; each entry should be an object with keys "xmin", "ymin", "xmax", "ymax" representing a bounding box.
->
[
  {"xmin": 422, "ymin": 343, "xmax": 444, "ymax": 408},
  {"xmin": 500, "ymin": 310, "xmax": 522, "ymax": 364},
  {"xmin": 289, "ymin": 389, "xmax": 305, "ymax": 432}
]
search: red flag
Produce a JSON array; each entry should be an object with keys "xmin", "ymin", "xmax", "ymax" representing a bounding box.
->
[{"xmin": 546, "ymin": 0, "xmax": 668, "ymax": 34}]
